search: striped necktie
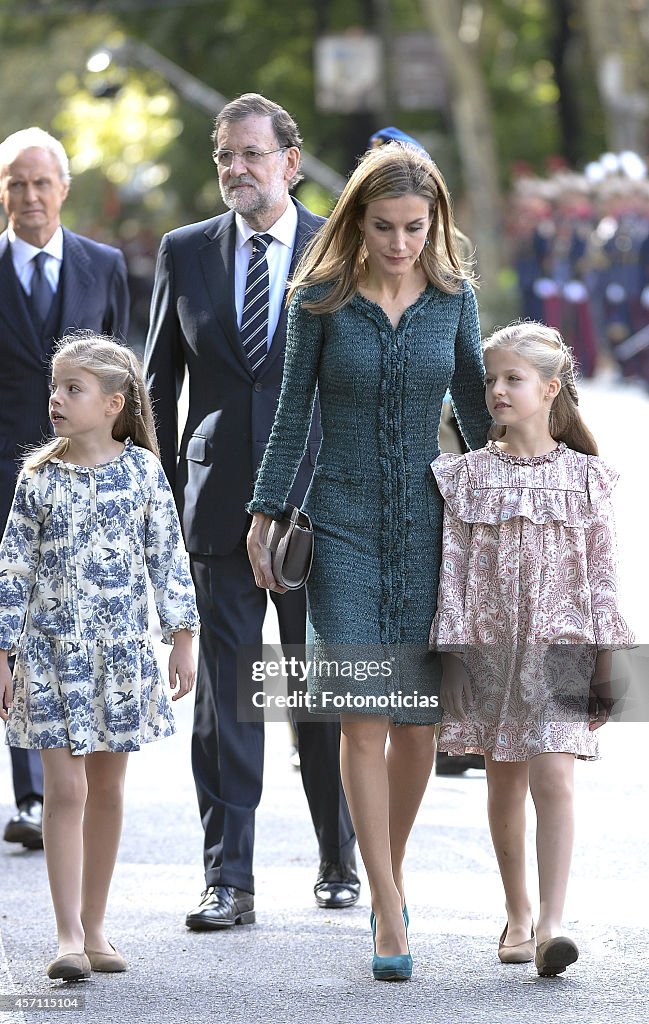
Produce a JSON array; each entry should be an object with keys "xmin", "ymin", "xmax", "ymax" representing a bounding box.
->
[
  {"xmin": 240, "ymin": 233, "xmax": 273, "ymax": 374},
  {"xmin": 29, "ymin": 251, "xmax": 54, "ymax": 327}
]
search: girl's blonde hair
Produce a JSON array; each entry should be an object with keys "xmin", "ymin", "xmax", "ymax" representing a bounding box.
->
[
  {"xmin": 483, "ymin": 320, "xmax": 598, "ymax": 456},
  {"xmin": 24, "ymin": 332, "xmax": 159, "ymax": 471},
  {"xmin": 287, "ymin": 142, "xmax": 474, "ymax": 314}
]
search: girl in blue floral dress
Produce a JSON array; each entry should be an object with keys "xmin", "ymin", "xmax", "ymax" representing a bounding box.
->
[{"xmin": 0, "ymin": 333, "xmax": 199, "ymax": 981}]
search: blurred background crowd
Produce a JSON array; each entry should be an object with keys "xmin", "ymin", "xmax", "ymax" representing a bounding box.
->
[{"xmin": 507, "ymin": 153, "xmax": 649, "ymax": 384}]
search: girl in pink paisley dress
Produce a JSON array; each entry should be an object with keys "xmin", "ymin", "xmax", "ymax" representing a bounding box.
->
[
  {"xmin": 0, "ymin": 335, "xmax": 199, "ymax": 982},
  {"xmin": 429, "ymin": 321, "xmax": 633, "ymax": 978}
]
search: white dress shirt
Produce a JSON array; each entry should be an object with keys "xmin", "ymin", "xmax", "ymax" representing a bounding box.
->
[
  {"xmin": 234, "ymin": 201, "xmax": 298, "ymax": 352},
  {"xmin": 8, "ymin": 226, "xmax": 63, "ymax": 296}
]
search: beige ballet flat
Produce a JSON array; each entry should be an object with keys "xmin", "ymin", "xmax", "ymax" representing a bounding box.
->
[
  {"xmin": 535, "ymin": 935, "xmax": 579, "ymax": 976},
  {"xmin": 46, "ymin": 952, "xmax": 91, "ymax": 980},
  {"xmin": 498, "ymin": 924, "xmax": 536, "ymax": 964},
  {"xmin": 84, "ymin": 943, "xmax": 128, "ymax": 972}
]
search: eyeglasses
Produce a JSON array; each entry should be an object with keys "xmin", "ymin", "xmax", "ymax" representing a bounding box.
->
[{"xmin": 212, "ymin": 147, "xmax": 286, "ymax": 168}]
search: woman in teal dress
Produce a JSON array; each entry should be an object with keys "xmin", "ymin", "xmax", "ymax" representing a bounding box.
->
[{"xmin": 248, "ymin": 144, "xmax": 490, "ymax": 980}]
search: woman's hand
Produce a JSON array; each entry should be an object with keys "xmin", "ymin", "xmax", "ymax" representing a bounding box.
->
[
  {"xmin": 440, "ymin": 654, "xmax": 473, "ymax": 721},
  {"xmin": 169, "ymin": 629, "xmax": 196, "ymax": 701},
  {"xmin": 246, "ymin": 512, "xmax": 287, "ymax": 593},
  {"xmin": 0, "ymin": 651, "xmax": 13, "ymax": 722}
]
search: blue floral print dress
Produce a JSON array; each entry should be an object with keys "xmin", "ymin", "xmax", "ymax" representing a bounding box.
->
[{"xmin": 0, "ymin": 440, "xmax": 199, "ymax": 754}]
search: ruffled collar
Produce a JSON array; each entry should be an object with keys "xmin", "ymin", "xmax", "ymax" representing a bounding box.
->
[
  {"xmin": 431, "ymin": 447, "xmax": 616, "ymax": 527},
  {"xmin": 487, "ymin": 440, "xmax": 567, "ymax": 466},
  {"xmin": 50, "ymin": 437, "xmax": 132, "ymax": 472}
]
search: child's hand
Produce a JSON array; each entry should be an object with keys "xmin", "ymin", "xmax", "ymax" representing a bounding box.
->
[
  {"xmin": 0, "ymin": 653, "xmax": 13, "ymax": 722},
  {"xmin": 440, "ymin": 655, "xmax": 473, "ymax": 721},
  {"xmin": 589, "ymin": 650, "xmax": 614, "ymax": 731},
  {"xmin": 588, "ymin": 680, "xmax": 614, "ymax": 731},
  {"xmin": 168, "ymin": 629, "xmax": 196, "ymax": 701}
]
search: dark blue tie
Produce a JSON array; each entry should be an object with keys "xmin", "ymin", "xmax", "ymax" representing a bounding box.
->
[
  {"xmin": 29, "ymin": 251, "xmax": 54, "ymax": 327},
  {"xmin": 240, "ymin": 233, "xmax": 273, "ymax": 374}
]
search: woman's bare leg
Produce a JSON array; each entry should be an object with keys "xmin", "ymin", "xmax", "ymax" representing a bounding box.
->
[
  {"xmin": 386, "ymin": 723, "xmax": 436, "ymax": 906},
  {"xmin": 339, "ymin": 714, "xmax": 406, "ymax": 956}
]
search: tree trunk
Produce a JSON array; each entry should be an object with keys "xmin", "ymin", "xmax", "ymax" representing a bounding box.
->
[
  {"xmin": 579, "ymin": 0, "xmax": 649, "ymax": 152},
  {"xmin": 550, "ymin": 0, "xmax": 584, "ymax": 166},
  {"xmin": 419, "ymin": 0, "xmax": 503, "ymax": 306}
]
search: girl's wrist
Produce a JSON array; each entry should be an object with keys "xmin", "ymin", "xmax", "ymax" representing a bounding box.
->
[{"xmin": 172, "ymin": 629, "xmax": 193, "ymax": 645}]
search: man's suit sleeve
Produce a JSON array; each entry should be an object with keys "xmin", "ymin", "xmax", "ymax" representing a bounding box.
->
[
  {"xmin": 103, "ymin": 249, "xmax": 130, "ymax": 341},
  {"xmin": 144, "ymin": 233, "xmax": 186, "ymax": 489}
]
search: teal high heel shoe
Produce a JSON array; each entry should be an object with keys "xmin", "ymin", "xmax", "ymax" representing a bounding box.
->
[{"xmin": 370, "ymin": 912, "xmax": 413, "ymax": 981}]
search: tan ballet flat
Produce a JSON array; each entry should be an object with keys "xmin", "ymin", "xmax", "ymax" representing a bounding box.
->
[
  {"xmin": 46, "ymin": 952, "xmax": 91, "ymax": 980},
  {"xmin": 84, "ymin": 943, "xmax": 128, "ymax": 972},
  {"xmin": 535, "ymin": 935, "xmax": 579, "ymax": 976},
  {"xmin": 498, "ymin": 924, "xmax": 536, "ymax": 964}
]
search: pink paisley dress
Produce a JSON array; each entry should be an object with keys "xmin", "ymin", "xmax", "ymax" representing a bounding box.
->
[{"xmin": 429, "ymin": 442, "xmax": 633, "ymax": 761}]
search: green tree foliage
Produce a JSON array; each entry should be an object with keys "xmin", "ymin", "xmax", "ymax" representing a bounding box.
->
[
  {"xmin": 479, "ymin": 0, "xmax": 605, "ymax": 175},
  {"xmin": 0, "ymin": 11, "xmax": 182, "ymax": 235},
  {"xmin": 0, "ymin": 0, "xmax": 618, "ymax": 236},
  {"xmin": 114, "ymin": 0, "xmax": 321, "ymax": 219}
]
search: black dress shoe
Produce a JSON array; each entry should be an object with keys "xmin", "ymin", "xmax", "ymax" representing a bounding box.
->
[
  {"xmin": 3, "ymin": 799, "xmax": 43, "ymax": 849},
  {"xmin": 185, "ymin": 886, "xmax": 255, "ymax": 930},
  {"xmin": 435, "ymin": 752, "xmax": 485, "ymax": 775},
  {"xmin": 314, "ymin": 858, "xmax": 361, "ymax": 909}
]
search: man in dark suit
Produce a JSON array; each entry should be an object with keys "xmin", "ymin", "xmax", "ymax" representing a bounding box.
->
[
  {"xmin": 0, "ymin": 127, "xmax": 129, "ymax": 849},
  {"xmin": 144, "ymin": 93, "xmax": 358, "ymax": 929}
]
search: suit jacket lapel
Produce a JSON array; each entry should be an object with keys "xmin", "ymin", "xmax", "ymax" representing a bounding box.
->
[
  {"xmin": 0, "ymin": 232, "xmax": 44, "ymax": 360},
  {"xmin": 59, "ymin": 229, "xmax": 95, "ymax": 329},
  {"xmin": 199, "ymin": 214, "xmax": 254, "ymax": 379}
]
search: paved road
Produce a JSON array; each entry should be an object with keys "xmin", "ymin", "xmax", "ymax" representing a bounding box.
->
[{"xmin": 1, "ymin": 375, "xmax": 647, "ymax": 1024}]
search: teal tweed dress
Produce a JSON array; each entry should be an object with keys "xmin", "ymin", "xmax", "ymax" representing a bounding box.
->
[{"xmin": 248, "ymin": 281, "xmax": 492, "ymax": 723}]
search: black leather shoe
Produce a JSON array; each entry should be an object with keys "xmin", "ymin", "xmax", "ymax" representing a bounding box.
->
[
  {"xmin": 435, "ymin": 752, "xmax": 485, "ymax": 775},
  {"xmin": 185, "ymin": 886, "xmax": 255, "ymax": 930},
  {"xmin": 3, "ymin": 799, "xmax": 43, "ymax": 849},
  {"xmin": 314, "ymin": 857, "xmax": 361, "ymax": 909}
]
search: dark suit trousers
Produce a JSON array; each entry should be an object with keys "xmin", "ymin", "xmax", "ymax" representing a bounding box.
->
[
  {"xmin": 5, "ymin": 653, "xmax": 43, "ymax": 806},
  {"xmin": 10, "ymin": 746, "xmax": 43, "ymax": 805},
  {"xmin": 190, "ymin": 536, "xmax": 354, "ymax": 894}
]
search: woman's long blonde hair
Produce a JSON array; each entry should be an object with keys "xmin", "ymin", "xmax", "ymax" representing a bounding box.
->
[
  {"xmin": 287, "ymin": 142, "xmax": 475, "ymax": 314},
  {"xmin": 483, "ymin": 321, "xmax": 598, "ymax": 456},
  {"xmin": 24, "ymin": 332, "xmax": 159, "ymax": 471}
]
